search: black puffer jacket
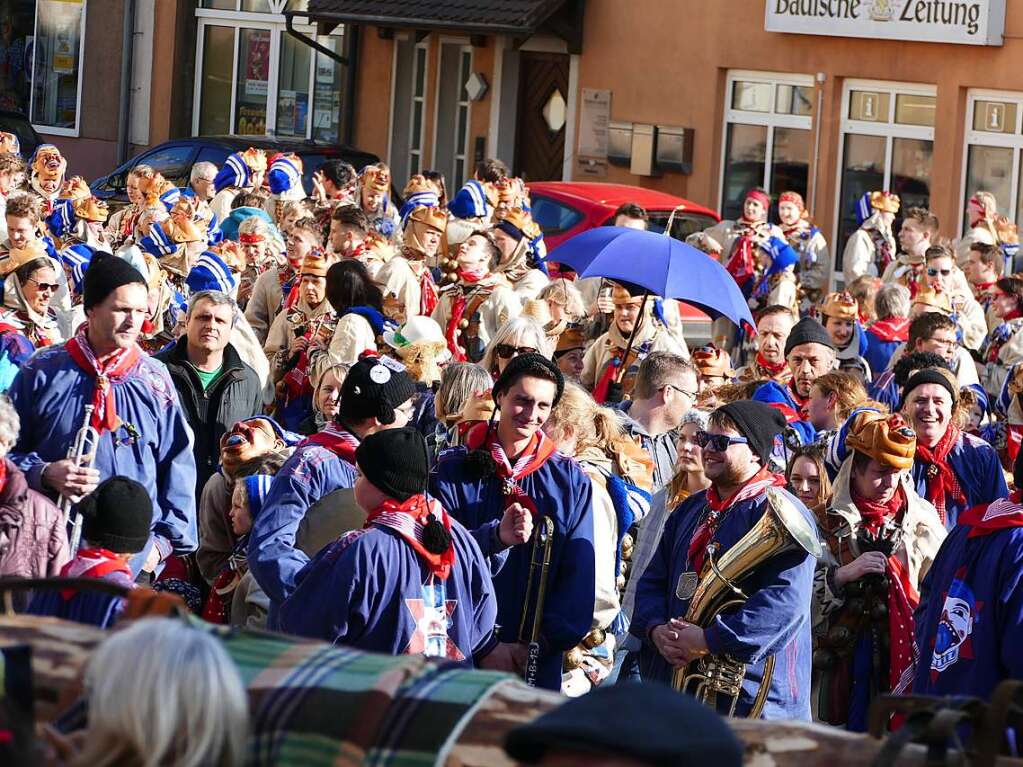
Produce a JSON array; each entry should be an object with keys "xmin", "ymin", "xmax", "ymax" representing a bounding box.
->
[{"xmin": 155, "ymin": 339, "xmax": 263, "ymax": 494}]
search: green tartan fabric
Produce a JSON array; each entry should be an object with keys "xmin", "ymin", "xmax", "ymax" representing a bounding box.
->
[{"xmin": 213, "ymin": 627, "xmax": 510, "ymax": 767}]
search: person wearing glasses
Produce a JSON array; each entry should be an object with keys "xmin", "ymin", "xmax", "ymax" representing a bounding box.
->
[
  {"xmin": 981, "ymin": 276, "xmax": 1023, "ymax": 399},
  {"xmin": 188, "ymin": 161, "xmax": 218, "ymax": 203},
  {"xmin": 885, "ymin": 313, "xmax": 981, "ymax": 390},
  {"xmin": 923, "ymin": 244, "xmax": 987, "ymax": 353},
  {"xmin": 480, "ymin": 316, "xmax": 551, "ymax": 379},
  {"xmin": 631, "ymin": 399, "xmax": 816, "ymax": 719},
  {"xmin": 0, "ymin": 237, "xmax": 64, "ymax": 351}
]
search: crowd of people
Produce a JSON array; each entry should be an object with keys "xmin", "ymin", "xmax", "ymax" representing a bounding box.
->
[{"xmin": 0, "ymin": 130, "xmax": 1020, "ymax": 755}]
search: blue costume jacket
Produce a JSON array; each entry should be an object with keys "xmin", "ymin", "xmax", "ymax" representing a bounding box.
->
[
  {"xmin": 912, "ymin": 521, "xmax": 1023, "ymax": 698},
  {"xmin": 631, "ymin": 487, "xmax": 816, "ymax": 720},
  {"xmin": 909, "ymin": 432, "xmax": 1006, "ymax": 529},
  {"xmin": 248, "ymin": 441, "xmax": 358, "ymax": 624},
  {"xmin": 279, "ymin": 521, "xmax": 499, "ymax": 664},
  {"xmin": 430, "ymin": 447, "xmax": 595, "ymax": 690},
  {"xmin": 8, "ymin": 346, "xmax": 197, "ymax": 558}
]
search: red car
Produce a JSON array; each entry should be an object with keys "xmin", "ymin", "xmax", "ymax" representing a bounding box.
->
[
  {"xmin": 528, "ymin": 182, "xmax": 721, "ymax": 331},
  {"xmin": 527, "ymin": 181, "xmax": 720, "ymax": 251}
]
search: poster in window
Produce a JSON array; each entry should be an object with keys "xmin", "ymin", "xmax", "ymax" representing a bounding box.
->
[{"xmin": 244, "ymin": 30, "xmax": 270, "ymax": 98}]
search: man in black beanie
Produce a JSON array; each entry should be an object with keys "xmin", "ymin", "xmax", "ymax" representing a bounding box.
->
[
  {"xmin": 8, "ymin": 254, "xmax": 197, "ymax": 577},
  {"xmin": 279, "ymin": 427, "xmax": 500, "ymax": 665},
  {"xmin": 27, "ymin": 477, "xmax": 153, "ymax": 628},
  {"xmin": 249, "ymin": 354, "xmax": 420, "ymax": 628},
  {"xmin": 432, "ymin": 353, "xmax": 596, "ymax": 690},
  {"xmin": 632, "ymin": 399, "xmax": 818, "ymax": 720}
]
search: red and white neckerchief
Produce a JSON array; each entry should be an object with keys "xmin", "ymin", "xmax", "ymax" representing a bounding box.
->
[
  {"xmin": 464, "ymin": 423, "xmax": 557, "ymax": 517},
  {"xmin": 301, "ymin": 422, "xmax": 360, "ymax": 464},
  {"xmin": 58, "ymin": 548, "xmax": 132, "ymax": 600},
  {"xmin": 960, "ymin": 490, "xmax": 1023, "ymax": 538},
  {"xmin": 367, "ymin": 495, "xmax": 455, "ymax": 580},
  {"xmin": 65, "ymin": 322, "xmax": 142, "ymax": 434}
]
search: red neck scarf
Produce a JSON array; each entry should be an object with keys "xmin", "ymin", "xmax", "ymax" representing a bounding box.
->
[
  {"xmin": 787, "ymin": 378, "xmax": 808, "ymax": 409},
  {"xmin": 301, "ymin": 422, "xmax": 360, "ymax": 464},
  {"xmin": 687, "ymin": 467, "xmax": 785, "ymax": 575},
  {"xmin": 869, "ymin": 317, "xmax": 910, "ymax": 343},
  {"xmin": 755, "ymin": 351, "xmax": 788, "ymax": 377},
  {"xmin": 465, "ymin": 423, "xmax": 558, "ymax": 517},
  {"xmin": 850, "ymin": 485, "xmax": 904, "ymax": 535},
  {"xmin": 972, "ymin": 280, "xmax": 997, "ymax": 296},
  {"xmin": 58, "ymin": 548, "xmax": 132, "ymax": 600},
  {"xmin": 1003, "ymin": 308, "xmax": 1023, "ymax": 322},
  {"xmin": 915, "ymin": 425, "xmax": 965, "ymax": 526},
  {"xmin": 65, "ymin": 323, "xmax": 142, "ymax": 434},
  {"xmin": 960, "ymin": 490, "xmax": 1023, "ymax": 538},
  {"xmin": 724, "ymin": 218, "xmax": 764, "ymax": 289},
  {"xmin": 367, "ymin": 495, "xmax": 455, "ymax": 580}
]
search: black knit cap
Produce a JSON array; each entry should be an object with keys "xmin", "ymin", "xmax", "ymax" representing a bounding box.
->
[
  {"xmin": 784, "ymin": 316, "xmax": 836, "ymax": 356},
  {"xmin": 716, "ymin": 400, "xmax": 787, "ymax": 465},
  {"xmin": 898, "ymin": 367, "xmax": 959, "ymax": 410},
  {"xmin": 78, "ymin": 476, "xmax": 153, "ymax": 553},
  {"xmin": 505, "ymin": 680, "xmax": 743, "ymax": 767},
  {"xmin": 355, "ymin": 427, "xmax": 429, "ymax": 502},
  {"xmin": 83, "ymin": 254, "xmax": 147, "ymax": 311},
  {"xmin": 493, "ymin": 352, "xmax": 565, "ymax": 407},
  {"xmin": 337, "ymin": 355, "xmax": 417, "ymax": 425}
]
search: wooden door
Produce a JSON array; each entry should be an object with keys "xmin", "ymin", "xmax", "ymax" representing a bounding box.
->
[{"xmin": 514, "ymin": 52, "xmax": 569, "ymax": 182}]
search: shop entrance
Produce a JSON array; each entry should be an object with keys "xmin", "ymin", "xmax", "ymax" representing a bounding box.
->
[{"xmin": 514, "ymin": 51, "xmax": 569, "ymax": 182}]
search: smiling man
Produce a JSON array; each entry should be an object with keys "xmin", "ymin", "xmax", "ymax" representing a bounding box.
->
[
  {"xmin": 155, "ymin": 290, "xmax": 263, "ymax": 495},
  {"xmin": 432, "ymin": 353, "xmax": 595, "ymax": 690},
  {"xmin": 8, "ymin": 256, "xmax": 197, "ymax": 573}
]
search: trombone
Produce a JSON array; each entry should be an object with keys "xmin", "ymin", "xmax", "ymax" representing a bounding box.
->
[
  {"xmin": 59, "ymin": 404, "xmax": 99, "ymax": 556},
  {"xmin": 518, "ymin": 515, "xmax": 555, "ymax": 687}
]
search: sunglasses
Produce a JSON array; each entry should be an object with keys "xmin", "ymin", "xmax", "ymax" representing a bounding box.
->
[
  {"xmin": 695, "ymin": 430, "xmax": 749, "ymax": 452},
  {"xmin": 494, "ymin": 344, "xmax": 537, "ymax": 359},
  {"xmin": 927, "ymin": 267, "xmax": 952, "ymax": 277},
  {"xmin": 26, "ymin": 277, "xmax": 59, "ymax": 292},
  {"xmin": 665, "ymin": 383, "xmax": 698, "ymax": 401}
]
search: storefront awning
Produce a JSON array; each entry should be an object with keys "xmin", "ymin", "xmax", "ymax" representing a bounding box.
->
[{"xmin": 293, "ymin": 0, "xmax": 585, "ymax": 53}]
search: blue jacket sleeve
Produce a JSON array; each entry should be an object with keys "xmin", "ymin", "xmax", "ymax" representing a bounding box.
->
[
  {"xmin": 631, "ymin": 502, "xmax": 683, "ymax": 645},
  {"xmin": 997, "ymin": 534, "xmax": 1023, "ymax": 680},
  {"xmin": 704, "ymin": 546, "xmax": 815, "ymax": 664},
  {"xmin": 457, "ymin": 525, "xmax": 500, "ymax": 662},
  {"xmin": 7, "ymin": 363, "xmax": 48, "ymax": 490},
  {"xmin": 278, "ymin": 538, "xmax": 365, "ymax": 643},
  {"xmin": 979, "ymin": 445, "xmax": 1009, "ymax": 505},
  {"xmin": 540, "ymin": 472, "xmax": 595, "ymax": 653},
  {"xmin": 152, "ymin": 389, "xmax": 199, "ymax": 557}
]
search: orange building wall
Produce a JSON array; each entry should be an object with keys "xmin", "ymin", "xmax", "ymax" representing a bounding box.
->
[
  {"xmin": 353, "ymin": 32, "xmax": 395, "ymax": 160},
  {"xmin": 575, "ymin": 0, "xmax": 1023, "ymax": 239}
]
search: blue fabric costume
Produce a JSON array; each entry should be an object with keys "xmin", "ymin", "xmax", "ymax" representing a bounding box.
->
[
  {"xmin": 631, "ymin": 487, "xmax": 816, "ymax": 720},
  {"xmin": 908, "ymin": 432, "xmax": 1007, "ymax": 529},
  {"xmin": 8, "ymin": 346, "xmax": 197, "ymax": 559},
  {"xmin": 279, "ymin": 521, "xmax": 499, "ymax": 664},
  {"xmin": 430, "ymin": 447, "xmax": 595, "ymax": 690}
]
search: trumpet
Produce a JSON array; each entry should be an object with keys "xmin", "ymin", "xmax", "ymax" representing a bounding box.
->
[
  {"xmin": 59, "ymin": 404, "xmax": 99, "ymax": 556},
  {"xmin": 518, "ymin": 515, "xmax": 555, "ymax": 687}
]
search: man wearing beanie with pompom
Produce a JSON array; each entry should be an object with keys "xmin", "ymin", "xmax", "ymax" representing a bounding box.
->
[
  {"xmin": 633, "ymin": 399, "xmax": 818, "ymax": 719},
  {"xmin": 8, "ymin": 256, "xmax": 197, "ymax": 573},
  {"xmin": 431, "ymin": 353, "xmax": 595, "ymax": 690},
  {"xmin": 28, "ymin": 477, "xmax": 153, "ymax": 627},
  {"xmin": 250, "ymin": 354, "xmax": 418, "ymax": 627},
  {"xmin": 279, "ymin": 427, "xmax": 499, "ymax": 663}
]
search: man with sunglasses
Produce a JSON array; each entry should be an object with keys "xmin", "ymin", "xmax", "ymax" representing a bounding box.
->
[
  {"xmin": 924, "ymin": 244, "xmax": 986, "ymax": 352},
  {"xmin": 632, "ymin": 399, "xmax": 816, "ymax": 719}
]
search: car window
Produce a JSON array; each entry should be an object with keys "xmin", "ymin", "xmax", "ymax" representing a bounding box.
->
[
  {"xmin": 137, "ymin": 144, "xmax": 198, "ymax": 186},
  {"xmin": 196, "ymin": 146, "xmax": 231, "ymax": 168},
  {"xmin": 647, "ymin": 213, "xmax": 718, "ymax": 241},
  {"xmin": 530, "ymin": 195, "xmax": 584, "ymax": 234}
]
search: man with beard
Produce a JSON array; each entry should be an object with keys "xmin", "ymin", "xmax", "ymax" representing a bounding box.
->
[
  {"xmin": 581, "ymin": 282, "xmax": 688, "ymax": 404},
  {"xmin": 911, "ymin": 448, "xmax": 1023, "ymax": 700},
  {"xmin": 737, "ymin": 305, "xmax": 794, "ymax": 385},
  {"xmin": 632, "ymin": 400, "xmax": 817, "ymax": 719},
  {"xmin": 8, "ymin": 257, "xmax": 197, "ymax": 572}
]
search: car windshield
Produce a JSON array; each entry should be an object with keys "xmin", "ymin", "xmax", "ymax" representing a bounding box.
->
[{"xmin": 641, "ymin": 212, "xmax": 718, "ymax": 241}]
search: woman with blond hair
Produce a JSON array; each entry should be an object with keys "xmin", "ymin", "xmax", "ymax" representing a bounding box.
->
[
  {"xmin": 544, "ymin": 382, "xmax": 653, "ymax": 695},
  {"xmin": 806, "ymin": 370, "xmax": 872, "ymax": 434},
  {"xmin": 479, "ymin": 315, "xmax": 552, "ymax": 379},
  {"xmin": 51, "ymin": 618, "xmax": 248, "ymax": 767},
  {"xmin": 430, "ymin": 362, "xmax": 493, "ymax": 455}
]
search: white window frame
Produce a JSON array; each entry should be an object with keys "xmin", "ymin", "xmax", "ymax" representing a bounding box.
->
[
  {"xmin": 408, "ymin": 40, "xmax": 429, "ymax": 176},
  {"xmin": 959, "ymin": 88, "xmax": 1023, "ymax": 237},
  {"xmin": 431, "ymin": 38, "xmax": 473, "ymax": 189},
  {"xmin": 832, "ymin": 79, "xmax": 937, "ymax": 267},
  {"xmin": 192, "ymin": 3, "xmax": 340, "ymax": 139},
  {"xmin": 452, "ymin": 45, "xmax": 473, "ymax": 190},
  {"xmin": 30, "ymin": 0, "xmax": 89, "ymax": 138},
  {"xmin": 719, "ymin": 70, "xmax": 814, "ymax": 212}
]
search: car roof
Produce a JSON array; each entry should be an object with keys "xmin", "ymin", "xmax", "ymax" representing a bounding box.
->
[
  {"xmin": 173, "ymin": 135, "xmax": 374, "ymax": 155},
  {"xmin": 528, "ymin": 181, "xmax": 719, "ymax": 220}
]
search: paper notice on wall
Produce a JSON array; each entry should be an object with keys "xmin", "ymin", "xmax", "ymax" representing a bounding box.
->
[{"xmin": 578, "ymin": 89, "xmax": 611, "ymax": 159}]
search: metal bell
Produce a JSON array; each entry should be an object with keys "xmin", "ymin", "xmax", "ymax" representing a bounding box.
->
[
  {"xmin": 582, "ymin": 628, "xmax": 606, "ymax": 649},
  {"xmin": 812, "ymin": 649, "xmax": 835, "ymax": 670},
  {"xmin": 828, "ymin": 625, "xmax": 851, "ymax": 644},
  {"xmin": 847, "ymin": 598, "xmax": 865, "ymax": 615},
  {"xmin": 563, "ymin": 646, "xmax": 585, "ymax": 670},
  {"xmin": 871, "ymin": 602, "xmax": 888, "ymax": 619},
  {"xmin": 459, "ymin": 319, "xmax": 469, "ymax": 329},
  {"xmin": 616, "ymin": 574, "xmax": 626, "ymax": 591}
]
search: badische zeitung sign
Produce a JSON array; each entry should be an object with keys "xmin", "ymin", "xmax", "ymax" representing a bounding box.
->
[{"xmin": 765, "ymin": 0, "xmax": 1006, "ymax": 46}]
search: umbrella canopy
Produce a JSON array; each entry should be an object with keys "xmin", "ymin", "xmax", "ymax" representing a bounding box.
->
[{"xmin": 552, "ymin": 226, "xmax": 756, "ymax": 334}]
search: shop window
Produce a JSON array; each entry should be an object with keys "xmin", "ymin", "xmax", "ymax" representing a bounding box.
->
[
  {"xmin": 720, "ymin": 71, "xmax": 813, "ymax": 221},
  {"xmin": 960, "ymin": 91, "xmax": 1023, "ymax": 235},
  {"xmin": 836, "ymin": 81, "xmax": 936, "ymax": 268},
  {"xmin": 409, "ymin": 43, "xmax": 428, "ymax": 176},
  {"xmin": 29, "ymin": 0, "xmax": 87, "ymax": 134},
  {"xmin": 193, "ymin": 2, "xmax": 343, "ymax": 141},
  {"xmin": 434, "ymin": 42, "xmax": 472, "ymax": 192}
]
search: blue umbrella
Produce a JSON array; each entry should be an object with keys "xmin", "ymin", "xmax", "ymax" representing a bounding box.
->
[{"xmin": 552, "ymin": 226, "xmax": 756, "ymax": 334}]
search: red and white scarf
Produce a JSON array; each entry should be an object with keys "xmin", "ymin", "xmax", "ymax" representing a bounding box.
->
[
  {"xmin": 725, "ymin": 218, "xmax": 765, "ymax": 290},
  {"xmin": 868, "ymin": 317, "xmax": 910, "ymax": 343},
  {"xmin": 465, "ymin": 423, "xmax": 558, "ymax": 517},
  {"xmin": 58, "ymin": 547, "xmax": 132, "ymax": 600},
  {"xmin": 960, "ymin": 490, "xmax": 1023, "ymax": 538},
  {"xmin": 367, "ymin": 495, "xmax": 455, "ymax": 580},
  {"xmin": 915, "ymin": 425, "xmax": 966, "ymax": 526},
  {"xmin": 65, "ymin": 323, "xmax": 142, "ymax": 434},
  {"xmin": 301, "ymin": 422, "xmax": 360, "ymax": 464},
  {"xmin": 687, "ymin": 467, "xmax": 786, "ymax": 575}
]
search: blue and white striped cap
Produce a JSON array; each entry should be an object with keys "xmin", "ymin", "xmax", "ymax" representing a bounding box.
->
[
  {"xmin": 160, "ymin": 186, "xmax": 182, "ymax": 213},
  {"xmin": 139, "ymin": 220, "xmax": 177, "ymax": 257},
  {"xmin": 46, "ymin": 199, "xmax": 77, "ymax": 240},
  {"xmin": 186, "ymin": 250, "xmax": 237, "ymax": 294},
  {"xmin": 213, "ymin": 152, "xmax": 251, "ymax": 193},
  {"xmin": 242, "ymin": 473, "xmax": 275, "ymax": 518},
  {"xmin": 399, "ymin": 190, "xmax": 441, "ymax": 228},
  {"xmin": 854, "ymin": 192, "xmax": 873, "ymax": 226},
  {"xmin": 59, "ymin": 243, "xmax": 94, "ymax": 295},
  {"xmin": 267, "ymin": 155, "xmax": 303, "ymax": 196},
  {"xmin": 448, "ymin": 179, "xmax": 491, "ymax": 220}
]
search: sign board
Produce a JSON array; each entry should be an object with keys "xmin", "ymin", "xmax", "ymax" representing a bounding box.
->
[
  {"xmin": 765, "ymin": 0, "xmax": 1006, "ymax": 46},
  {"xmin": 578, "ymin": 89, "xmax": 611, "ymax": 158}
]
